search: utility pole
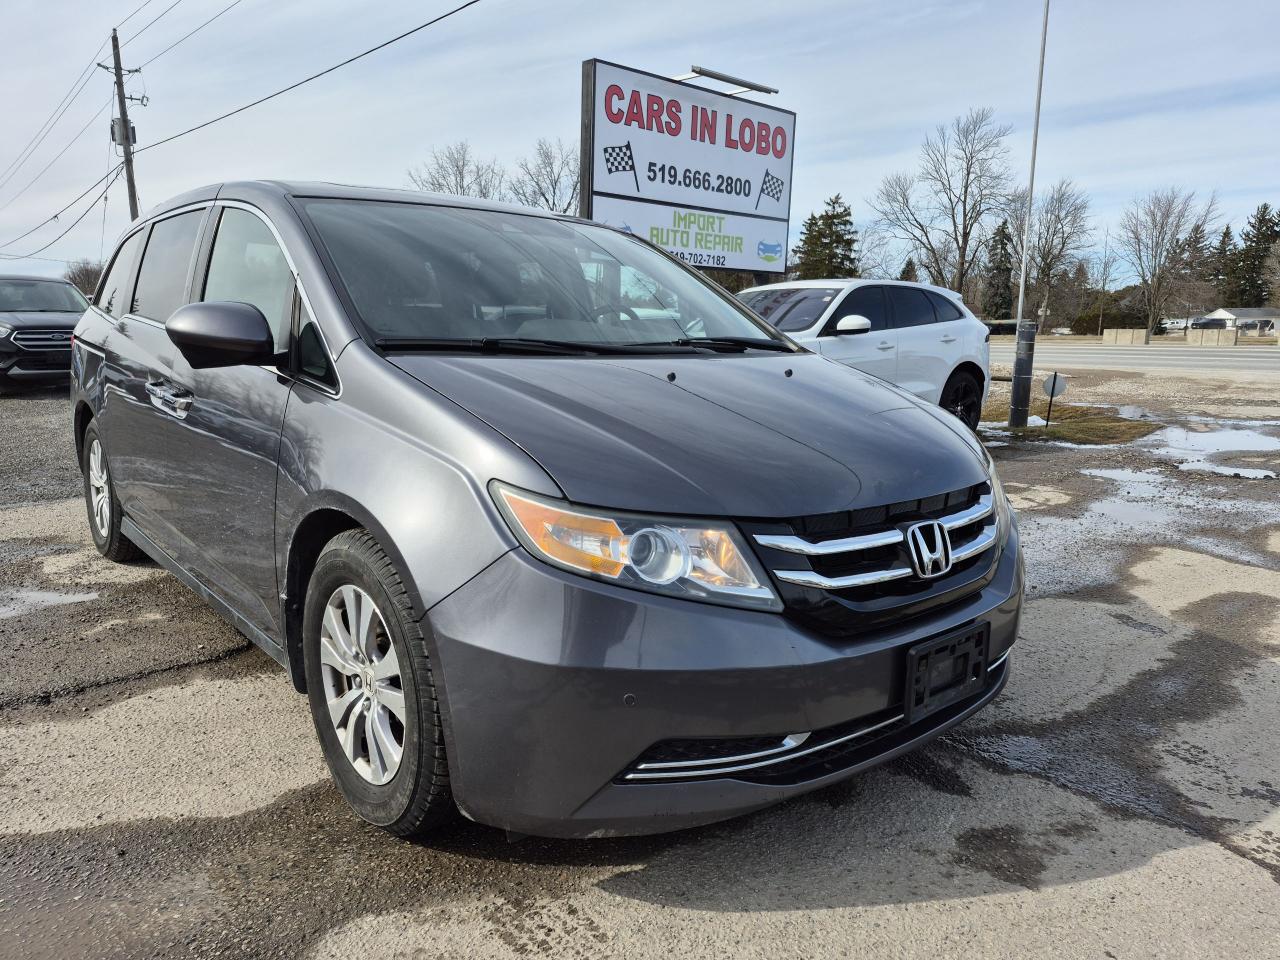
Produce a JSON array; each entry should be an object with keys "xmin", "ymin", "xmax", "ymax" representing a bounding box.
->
[
  {"xmin": 109, "ymin": 29, "xmax": 140, "ymax": 220},
  {"xmin": 1008, "ymin": 0, "xmax": 1051, "ymax": 428}
]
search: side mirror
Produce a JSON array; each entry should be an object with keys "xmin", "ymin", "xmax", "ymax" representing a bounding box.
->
[
  {"xmin": 166, "ymin": 301, "xmax": 275, "ymax": 369},
  {"xmin": 835, "ymin": 315, "xmax": 872, "ymax": 335}
]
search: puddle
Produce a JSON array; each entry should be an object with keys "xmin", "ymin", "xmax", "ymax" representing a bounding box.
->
[
  {"xmin": 0, "ymin": 588, "xmax": 98, "ymax": 619},
  {"xmin": 1148, "ymin": 427, "xmax": 1280, "ymax": 479}
]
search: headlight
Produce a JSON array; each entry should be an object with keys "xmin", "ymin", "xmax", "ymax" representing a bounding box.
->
[
  {"xmin": 491, "ymin": 482, "xmax": 781, "ymax": 611},
  {"xmin": 0, "ymin": 322, "xmax": 13, "ymax": 338}
]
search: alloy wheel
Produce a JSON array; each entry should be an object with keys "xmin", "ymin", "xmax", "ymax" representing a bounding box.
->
[
  {"xmin": 87, "ymin": 439, "xmax": 111, "ymax": 537},
  {"xmin": 318, "ymin": 584, "xmax": 406, "ymax": 785},
  {"xmin": 944, "ymin": 377, "xmax": 981, "ymax": 427}
]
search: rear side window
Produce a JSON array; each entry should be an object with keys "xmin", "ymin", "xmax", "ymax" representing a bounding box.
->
[
  {"xmin": 132, "ymin": 210, "xmax": 204, "ymax": 321},
  {"xmin": 203, "ymin": 208, "xmax": 294, "ymax": 349},
  {"xmin": 96, "ymin": 230, "xmax": 144, "ymax": 319},
  {"xmin": 887, "ymin": 286, "xmax": 936, "ymax": 328},
  {"xmin": 927, "ymin": 291, "xmax": 964, "ymax": 322},
  {"xmin": 827, "ymin": 286, "xmax": 889, "ymax": 333}
]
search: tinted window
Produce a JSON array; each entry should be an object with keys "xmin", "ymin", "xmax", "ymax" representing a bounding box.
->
[
  {"xmin": 887, "ymin": 286, "xmax": 936, "ymax": 327},
  {"xmin": 927, "ymin": 291, "xmax": 964, "ymax": 322},
  {"xmin": 741, "ymin": 288, "xmax": 841, "ymax": 332},
  {"xmin": 301, "ymin": 199, "xmax": 781, "ymax": 346},
  {"xmin": 96, "ymin": 230, "xmax": 144, "ymax": 319},
  {"xmin": 132, "ymin": 210, "xmax": 203, "ymax": 321},
  {"xmin": 828, "ymin": 286, "xmax": 889, "ymax": 333},
  {"xmin": 0, "ymin": 279, "xmax": 87, "ymax": 312},
  {"xmin": 203, "ymin": 208, "xmax": 294, "ymax": 349}
]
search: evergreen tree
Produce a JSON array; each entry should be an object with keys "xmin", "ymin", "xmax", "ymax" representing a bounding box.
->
[
  {"xmin": 790, "ymin": 213, "xmax": 825, "ymax": 279},
  {"xmin": 981, "ymin": 220, "xmax": 1014, "ymax": 320},
  {"xmin": 1237, "ymin": 203, "xmax": 1280, "ymax": 305},
  {"xmin": 789, "ymin": 195, "xmax": 860, "ymax": 279},
  {"xmin": 1210, "ymin": 226, "xmax": 1238, "ymax": 304},
  {"xmin": 898, "ymin": 258, "xmax": 919, "ymax": 282}
]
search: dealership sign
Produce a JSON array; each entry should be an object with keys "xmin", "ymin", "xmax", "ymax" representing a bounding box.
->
[{"xmin": 580, "ymin": 60, "xmax": 795, "ymax": 273}]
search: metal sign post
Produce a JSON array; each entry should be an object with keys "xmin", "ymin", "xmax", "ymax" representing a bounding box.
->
[
  {"xmin": 1042, "ymin": 371, "xmax": 1067, "ymax": 429},
  {"xmin": 1009, "ymin": 0, "xmax": 1052, "ymax": 428}
]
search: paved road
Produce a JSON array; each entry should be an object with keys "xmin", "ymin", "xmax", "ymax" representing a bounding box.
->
[
  {"xmin": 2, "ymin": 386, "xmax": 1279, "ymax": 959},
  {"xmin": 990, "ymin": 340, "xmax": 1279, "ymax": 373}
]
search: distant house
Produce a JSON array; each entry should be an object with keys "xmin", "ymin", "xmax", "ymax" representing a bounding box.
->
[{"xmin": 1200, "ymin": 307, "xmax": 1280, "ymax": 329}]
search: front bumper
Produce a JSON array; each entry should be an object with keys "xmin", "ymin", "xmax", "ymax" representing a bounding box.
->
[
  {"xmin": 0, "ymin": 341, "xmax": 72, "ymax": 383},
  {"xmin": 426, "ymin": 527, "xmax": 1022, "ymax": 838}
]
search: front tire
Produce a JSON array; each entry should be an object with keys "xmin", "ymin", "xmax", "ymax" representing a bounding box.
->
[
  {"xmin": 303, "ymin": 529, "xmax": 452, "ymax": 836},
  {"xmin": 940, "ymin": 369, "xmax": 983, "ymax": 430},
  {"xmin": 81, "ymin": 422, "xmax": 144, "ymax": 562}
]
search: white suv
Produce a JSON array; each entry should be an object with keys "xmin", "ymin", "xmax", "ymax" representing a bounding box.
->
[{"xmin": 738, "ymin": 279, "xmax": 990, "ymax": 428}]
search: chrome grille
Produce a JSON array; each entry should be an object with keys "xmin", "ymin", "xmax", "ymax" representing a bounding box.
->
[
  {"xmin": 760, "ymin": 493, "xmax": 995, "ymax": 590},
  {"xmin": 744, "ymin": 482, "xmax": 999, "ymax": 633},
  {"xmin": 11, "ymin": 328, "xmax": 74, "ymax": 351}
]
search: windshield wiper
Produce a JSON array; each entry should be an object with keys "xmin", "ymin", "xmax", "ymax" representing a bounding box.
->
[
  {"xmin": 633, "ymin": 336, "xmax": 797, "ymax": 353},
  {"xmin": 373, "ymin": 336, "xmax": 689, "ymax": 356}
]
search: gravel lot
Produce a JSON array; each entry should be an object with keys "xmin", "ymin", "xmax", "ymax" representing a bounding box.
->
[{"xmin": 1, "ymin": 377, "xmax": 1278, "ymax": 959}]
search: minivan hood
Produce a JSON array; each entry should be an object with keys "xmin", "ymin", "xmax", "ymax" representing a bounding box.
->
[
  {"xmin": 390, "ymin": 352, "xmax": 987, "ymax": 518},
  {"xmin": 0, "ymin": 310, "xmax": 82, "ymax": 330}
]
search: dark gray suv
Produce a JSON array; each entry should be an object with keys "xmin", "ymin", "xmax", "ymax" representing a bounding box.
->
[{"xmin": 71, "ymin": 182, "xmax": 1022, "ymax": 838}]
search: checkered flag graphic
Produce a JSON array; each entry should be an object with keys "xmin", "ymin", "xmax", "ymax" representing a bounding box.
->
[
  {"xmin": 756, "ymin": 168, "xmax": 786, "ymax": 210},
  {"xmin": 602, "ymin": 142, "xmax": 640, "ymax": 191}
]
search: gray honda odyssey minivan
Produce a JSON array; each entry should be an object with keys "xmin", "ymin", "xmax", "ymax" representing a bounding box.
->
[{"xmin": 72, "ymin": 181, "xmax": 1022, "ymax": 838}]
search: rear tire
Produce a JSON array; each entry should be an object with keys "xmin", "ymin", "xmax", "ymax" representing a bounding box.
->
[
  {"xmin": 81, "ymin": 422, "xmax": 144, "ymax": 562},
  {"xmin": 303, "ymin": 529, "xmax": 452, "ymax": 837},
  {"xmin": 940, "ymin": 369, "xmax": 983, "ymax": 430}
]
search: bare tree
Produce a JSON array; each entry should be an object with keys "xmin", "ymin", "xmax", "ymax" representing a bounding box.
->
[
  {"xmin": 408, "ymin": 141, "xmax": 506, "ymax": 200},
  {"xmin": 1116, "ymin": 187, "xmax": 1217, "ymax": 341},
  {"xmin": 870, "ymin": 107, "xmax": 1012, "ymax": 291},
  {"xmin": 508, "ymin": 138, "xmax": 580, "ymax": 214},
  {"xmin": 1088, "ymin": 229, "xmax": 1120, "ymax": 335},
  {"xmin": 63, "ymin": 259, "xmax": 103, "ymax": 295},
  {"xmin": 1007, "ymin": 178, "xmax": 1092, "ymax": 327}
]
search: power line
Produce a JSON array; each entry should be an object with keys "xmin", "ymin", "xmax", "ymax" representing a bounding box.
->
[
  {"xmin": 0, "ymin": 163, "xmax": 124, "ymax": 251},
  {"xmin": 116, "ymin": 0, "xmax": 157, "ymax": 29},
  {"xmin": 0, "ymin": 95, "xmax": 114, "ymax": 213},
  {"xmin": 0, "ymin": 167, "xmax": 123, "ymax": 261},
  {"xmin": 0, "ymin": 0, "xmax": 155, "ymax": 183},
  {"xmin": 137, "ymin": 0, "xmax": 485, "ymax": 155},
  {"xmin": 120, "ymin": 0, "xmax": 186, "ymax": 47},
  {"xmin": 138, "ymin": 0, "xmax": 244, "ymax": 68}
]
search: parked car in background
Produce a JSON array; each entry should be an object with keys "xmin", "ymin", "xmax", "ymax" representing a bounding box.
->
[
  {"xmin": 0, "ymin": 274, "xmax": 88, "ymax": 393},
  {"xmin": 1190, "ymin": 317, "xmax": 1227, "ymax": 329},
  {"xmin": 738, "ymin": 279, "xmax": 990, "ymax": 428},
  {"xmin": 72, "ymin": 181, "xmax": 1021, "ymax": 839}
]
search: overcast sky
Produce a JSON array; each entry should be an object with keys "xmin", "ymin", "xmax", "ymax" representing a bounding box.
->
[{"xmin": 2, "ymin": 0, "xmax": 1278, "ymax": 279}]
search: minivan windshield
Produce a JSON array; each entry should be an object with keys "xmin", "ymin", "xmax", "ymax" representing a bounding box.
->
[
  {"xmin": 738, "ymin": 287, "xmax": 841, "ymax": 332},
  {"xmin": 0, "ymin": 279, "xmax": 89, "ymax": 313},
  {"xmin": 301, "ymin": 199, "xmax": 792, "ymax": 352}
]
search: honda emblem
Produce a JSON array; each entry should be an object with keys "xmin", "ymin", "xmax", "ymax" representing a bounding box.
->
[{"xmin": 906, "ymin": 520, "xmax": 953, "ymax": 578}]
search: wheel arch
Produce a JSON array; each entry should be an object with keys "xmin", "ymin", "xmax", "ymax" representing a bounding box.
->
[
  {"xmin": 948, "ymin": 360, "xmax": 986, "ymax": 391},
  {"xmin": 73, "ymin": 400, "xmax": 94, "ymax": 465},
  {"xmin": 281, "ymin": 495, "xmax": 426, "ymax": 693}
]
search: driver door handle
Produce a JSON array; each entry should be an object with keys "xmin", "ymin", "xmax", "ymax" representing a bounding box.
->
[
  {"xmin": 940, "ymin": 335, "xmax": 957, "ymax": 343},
  {"xmin": 146, "ymin": 380, "xmax": 194, "ymax": 418},
  {"xmin": 876, "ymin": 341, "xmax": 895, "ymax": 351}
]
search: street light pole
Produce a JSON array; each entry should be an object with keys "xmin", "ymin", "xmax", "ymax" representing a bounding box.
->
[{"xmin": 1008, "ymin": 0, "xmax": 1051, "ymax": 428}]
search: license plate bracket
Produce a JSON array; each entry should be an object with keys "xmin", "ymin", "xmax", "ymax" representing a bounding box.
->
[{"xmin": 905, "ymin": 623, "xmax": 990, "ymax": 723}]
